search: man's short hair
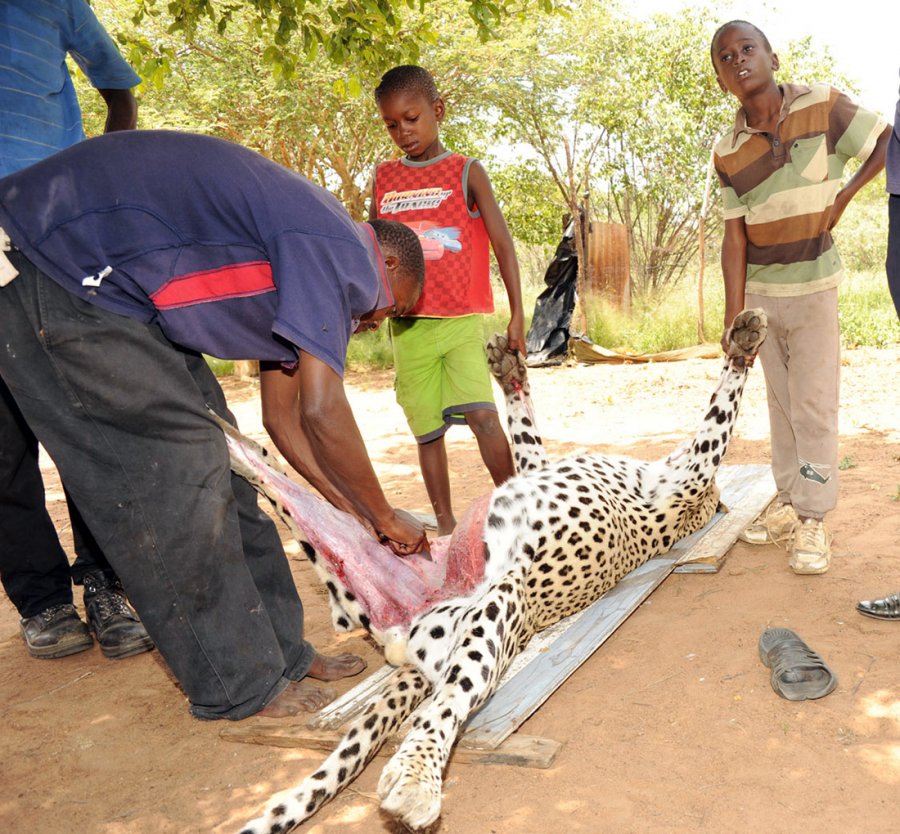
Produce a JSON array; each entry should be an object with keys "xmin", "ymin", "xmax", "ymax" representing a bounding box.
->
[
  {"xmin": 367, "ymin": 219, "xmax": 425, "ymax": 300},
  {"xmin": 374, "ymin": 65, "xmax": 439, "ymax": 104},
  {"xmin": 710, "ymin": 20, "xmax": 773, "ymax": 67}
]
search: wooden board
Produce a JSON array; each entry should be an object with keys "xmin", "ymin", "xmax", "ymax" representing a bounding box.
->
[
  {"xmin": 219, "ymin": 724, "xmax": 561, "ymax": 768},
  {"xmin": 673, "ymin": 463, "xmax": 775, "ymax": 573},
  {"xmin": 307, "ymin": 664, "xmax": 393, "ymax": 731},
  {"xmin": 460, "ymin": 554, "xmax": 676, "ymax": 749},
  {"xmin": 223, "ymin": 464, "xmax": 774, "ymax": 761}
]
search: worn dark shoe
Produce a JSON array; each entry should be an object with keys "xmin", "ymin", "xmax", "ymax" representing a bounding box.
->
[
  {"xmin": 83, "ymin": 572, "xmax": 154, "ymax": 659},
  {"xmin": 20, "ymin": 603, "xmax": 94, "ymax": 659},
  {"xmin": 856, "ymin": 592, "xmax": 900, "ymax": 621}
]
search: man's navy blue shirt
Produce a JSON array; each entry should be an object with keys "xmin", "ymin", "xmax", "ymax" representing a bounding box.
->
[{"xmin": 0, "ymin": 130, "xmax": 391, "ymax": 374}]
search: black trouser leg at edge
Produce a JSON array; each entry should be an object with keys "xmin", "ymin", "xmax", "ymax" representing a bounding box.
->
[
  {"xmin": 0, "ymin": 377, "xmax": 117, "ymax": 617},
  {"xmin": 888, "ymin": 195, "xmax": 900, "ymax": 321},
  {"xmin": 0, "ymin": 376, "xmax": 73, "ymax": 618}
]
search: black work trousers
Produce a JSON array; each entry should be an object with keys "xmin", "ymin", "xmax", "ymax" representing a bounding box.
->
[
  {"xmin": 0, "ymin": 251, "xmax": 314, "ymax": 719},
  {"xmin": 888, "ymin": 195, "xmax": 900, "ymax": 320}
]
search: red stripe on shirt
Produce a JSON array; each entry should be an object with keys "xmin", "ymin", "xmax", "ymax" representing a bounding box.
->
[{"xmin": 151, "ymin": 261, "xmax": 274, "ymax": 309}]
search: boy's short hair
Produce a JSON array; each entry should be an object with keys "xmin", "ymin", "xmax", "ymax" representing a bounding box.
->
[
  {"xmin": 374, "ymin": 65, "xmax": 439, "ymax": 104},
  {"xmin": 710, "ymin": 20, "xmax": 773, "ymax": 67},
  {"xmin": 367, "ymin": 218, "xmax": 425, "ymax": 298}
]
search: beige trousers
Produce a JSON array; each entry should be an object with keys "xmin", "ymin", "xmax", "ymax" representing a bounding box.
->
[{"xmin": 746, "ymin": 289, "xmax": 840, "ymax": 520}]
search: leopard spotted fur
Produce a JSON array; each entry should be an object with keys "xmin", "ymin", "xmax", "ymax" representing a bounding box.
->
[{"xmin": 238, "ymin": 308, "xmax": 768, "ymax": 834}]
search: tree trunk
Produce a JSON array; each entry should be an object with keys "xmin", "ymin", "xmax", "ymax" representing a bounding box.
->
[{"xmin": 697, "ymin": 147, "xmax": 717, "ymax": 343}]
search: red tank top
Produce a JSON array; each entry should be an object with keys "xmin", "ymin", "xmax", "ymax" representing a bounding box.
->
[{"xmin": 373, "ymin": 152, "xmax": 493, "ymax": 317}]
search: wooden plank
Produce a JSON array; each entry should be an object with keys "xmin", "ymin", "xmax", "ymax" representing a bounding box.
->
[
  {"xmin": 308, "ymin": 605, "xmax": 618, "ymax": 734},
  {"xmin": 673, "ymin": 464, "xmax": 775, "ymax": 573},
  {"xmin": 307, "ymin": 665, "xmax": 393, "ymax": 731},
  {"xmin": 459, "ymin": 554, "xmax": 678, "ymax": 749},
  {"xmin": 219, "ymin": 724, "xmax": 561, "ymax": 768}
]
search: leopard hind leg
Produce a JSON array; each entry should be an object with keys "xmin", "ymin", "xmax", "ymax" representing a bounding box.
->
[
  {"xmin": 649, "ymin": 308, "xmax": 768, "ymax": 538},
  {"xmin": 238, "ymin": 666, "xmax": 430, "ymax": 834},
  {"xmin": 377, "ymin": 566, "xmax": 531, "ymax": 831}
]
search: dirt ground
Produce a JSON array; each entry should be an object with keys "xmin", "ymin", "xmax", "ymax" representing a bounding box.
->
[{"xmin": 1, "ymin": 346, "xmax": 898, "ymax": 834}]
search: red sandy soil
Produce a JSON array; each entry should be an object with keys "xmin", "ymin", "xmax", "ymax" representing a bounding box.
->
[{"xmin": 1, "ymin": 346, "xmax": 898, "ymax": 834}]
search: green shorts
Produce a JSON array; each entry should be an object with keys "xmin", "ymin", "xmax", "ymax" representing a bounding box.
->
[{"xmin": 390, "ymin": 315, "xmax": 497, "ymax": 443}]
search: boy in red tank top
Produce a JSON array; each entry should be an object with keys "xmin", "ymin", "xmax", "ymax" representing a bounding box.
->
[{"xmin": 370, "ymin": 65, "xmax": 525, "ymax": 535}]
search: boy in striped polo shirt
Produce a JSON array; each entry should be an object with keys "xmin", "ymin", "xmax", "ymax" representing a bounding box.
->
[{"xmin": 711, "ymin": 21, "xmax": 889, "ymax": 574}]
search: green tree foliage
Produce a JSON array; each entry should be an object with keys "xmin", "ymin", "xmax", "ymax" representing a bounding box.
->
[
  {"xmin": 598, "ymin": 10, "xmax": 736, "ymax": 295},
  {"xmin": 487, "ymin": 162, "xmax": 564, "ymax": 247},
  {"xmin": 77, "ymin": 0, "xmax": 872, "ymax": 303},
  {"xmin": 83, "ymin": 0, "xmax": 552, "ymax": 219},
  {"xmin": 460, "ymin": 2, "xmax": 853, "ymax": 297},
  {"xmin": 128, "ymin": 0, "xmax": 557, "ymax": 84},
  {"xmin": 81, "ymin": 3, "xmax": 395, "ymax": 217}
]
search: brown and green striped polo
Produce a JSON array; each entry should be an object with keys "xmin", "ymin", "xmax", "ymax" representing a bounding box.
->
[{"xmin": 714, "ymin": 83, "xmax": 887, "ymax": 297}]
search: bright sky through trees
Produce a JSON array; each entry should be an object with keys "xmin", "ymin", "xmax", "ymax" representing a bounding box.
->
[{"xmin": 633, "ymin": 0, "xmax": 897, "ymax": 121}]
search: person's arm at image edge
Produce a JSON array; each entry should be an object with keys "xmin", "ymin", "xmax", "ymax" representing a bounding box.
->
[
  {"xmin": 468, "ymin": 162, "xmax": 526, "ymax": 352},
  {"xmin": 829, "ymin": 125, "xmax": 891, "ymax": 229},
  {"xmin": 98, "ymin": 87, "xmax": 137, "ymax": 132}
]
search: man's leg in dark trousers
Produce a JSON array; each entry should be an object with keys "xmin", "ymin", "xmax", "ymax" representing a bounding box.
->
[
  {"xmin": 0, "ymin": 376, "xmax": 73, "ymax": 618},
  {"xmin": 0, "ymin": 376, "xmax": 121, "ymax": 610},
  {"xmin": 68, "ymin": 489, "xmax": 115, "ymax": 584},
  {"xmin": 183, "ymin": 351, "xmax": 317, "ymax": 671},
  {"xmin": 888, "ymin": 195, "xmax": 900, "ymax": 320},
  {"xmin": 0, "ymin": 256, "xmax": 315, "ymax": 719}
]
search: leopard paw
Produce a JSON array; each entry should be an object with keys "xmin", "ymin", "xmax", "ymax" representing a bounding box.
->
[
  {"xmin": 486, "ymin": 333, "xmax": 529, "ymax": 395},
  {"xmin": 726, "ymin": 308, "xmax": 767, "ymax": 361},
  {"xmin": 378, "ymin": 744, "xmax": 443, "ymax": 831}
]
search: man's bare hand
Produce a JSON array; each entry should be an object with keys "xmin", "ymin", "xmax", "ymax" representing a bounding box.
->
[{"xmin": 378, "ymin": 508, "xmax": 430, "ymax": 558}]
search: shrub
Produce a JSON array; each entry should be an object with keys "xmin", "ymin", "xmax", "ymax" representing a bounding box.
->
[{"xmin": 839, "ymin": 272, "xmax": 900, "ymax": 348}]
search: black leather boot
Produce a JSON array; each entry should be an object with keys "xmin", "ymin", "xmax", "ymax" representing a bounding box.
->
[
  {"xmin": 20, "ymin": 603, "xmax": 93, "ymax": 659},
  {"xmin": 82, "ymin": 571, "xmax": 155, "ymax": 659}
]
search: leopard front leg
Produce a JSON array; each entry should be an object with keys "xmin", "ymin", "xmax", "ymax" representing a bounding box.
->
[
  {"xmin": 377, "ymin": 570, "xmax": 530, "ymax": 831},
  {"xmin": 486, "ymin": 333, "xmax": 548, "ymax": 473},
  {"xmin": 726, "ymin": 307, "xmax": 767, "ymax": 364}
]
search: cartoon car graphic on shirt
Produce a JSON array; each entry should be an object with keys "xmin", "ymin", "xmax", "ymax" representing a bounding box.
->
[{"xmin": 405, "ymin": 221, "xmax": 462, "ymax": 261}]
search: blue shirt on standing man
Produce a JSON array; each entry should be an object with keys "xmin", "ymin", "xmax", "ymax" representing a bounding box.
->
[{"xmin": 0, "ymin": 0, "xmax": 141, "ymax": 176}]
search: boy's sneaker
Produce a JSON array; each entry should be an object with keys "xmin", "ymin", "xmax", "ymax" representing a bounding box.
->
[
  {"xmin": 82, "ymin": 571, "xmax": 155, "ymax": 660},
  {"xmin": 738, "ymin": 502, "xmax": 798, "ymax": 546},
  {"xmin": 20, "ymin": 603, "xmax": 94, "ymax": 659},
  {"xmin": 789, "ymin": 519, "xmax": 832, "ymax": 575}
]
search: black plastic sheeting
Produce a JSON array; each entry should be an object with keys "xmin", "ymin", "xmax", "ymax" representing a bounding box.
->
[{"xmin": 525, "ymin": 221, "xmax": 578, "ymax": 366}]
